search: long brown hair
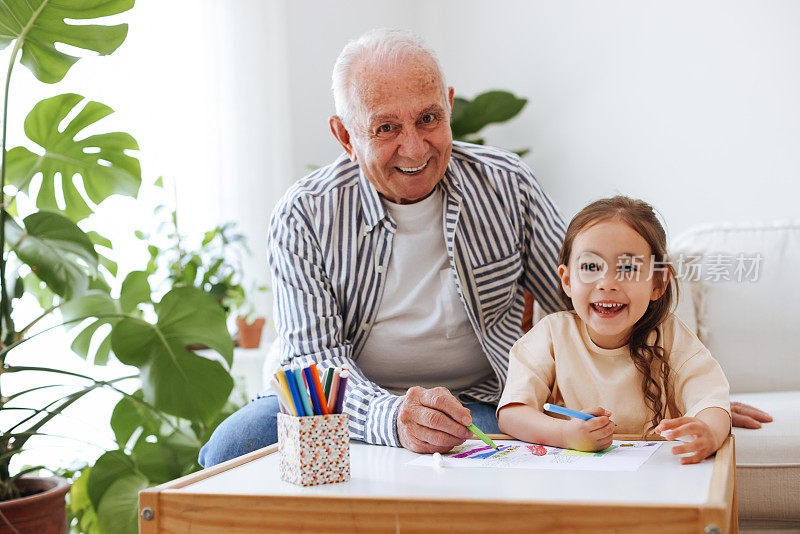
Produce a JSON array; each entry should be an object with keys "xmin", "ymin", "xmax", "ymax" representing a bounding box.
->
[{"xmin": 558, "ymin": 196, "xmax": 678, "ymax": 432}]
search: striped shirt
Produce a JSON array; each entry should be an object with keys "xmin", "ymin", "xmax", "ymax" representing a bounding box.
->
[{"xmin": 267, "ymin": 141, "xmax": 566, "ymax": 446}]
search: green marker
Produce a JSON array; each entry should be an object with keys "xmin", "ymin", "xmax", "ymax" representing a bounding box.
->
[{"xmin": 467, "ymin": 423, "xmax": 498, "ymax": 450}]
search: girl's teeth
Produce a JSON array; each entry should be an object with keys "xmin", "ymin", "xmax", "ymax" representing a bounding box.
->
[{"xmin": 592, "ymin": 303, "xmax": 625, "ymax": 313}]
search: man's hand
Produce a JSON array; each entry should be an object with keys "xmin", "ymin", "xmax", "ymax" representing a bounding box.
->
[
  {"xmin": 560, "ymin": 407, "xmax": 614, "ymax": 452},
  {"xmin": 396, "ymin": 386, "xmax": 473, "ymax": 453},
  {"xmin": 731, "ymin": 402, "xmax": 773, "ymax": 429}
]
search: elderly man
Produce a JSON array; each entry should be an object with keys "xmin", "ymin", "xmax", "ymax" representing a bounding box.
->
[{"xmin": 199, "ymin": 28, "xmax": 770, "ymax": 467}]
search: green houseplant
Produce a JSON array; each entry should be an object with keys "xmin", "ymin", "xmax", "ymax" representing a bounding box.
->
[
  {"xmin": 138, "ymin": 193, "xmax": 269, "ymax": 347},
  {"xmin": 139, "ymin": 197, "xmax": 250, "ymax": 312},
  {"xmin": 59, "ymin": 194, "xmax": 265, "ymax": 533},
  {"xmin": 0, "ymin": 3, "xmax": 237, "ymax": 533},
  {"xmin": 451, "ymin": 90, "xmax": 529, "ymax": 156}
]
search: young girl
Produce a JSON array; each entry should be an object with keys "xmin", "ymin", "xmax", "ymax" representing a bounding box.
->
[{"xmin": 497, "ymin": 196, "xmax": 730, "ymax": 464}]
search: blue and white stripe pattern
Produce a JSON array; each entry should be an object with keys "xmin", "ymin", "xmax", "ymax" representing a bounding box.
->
[{"xmin": 267, "ymin": 141, "xmax": 566, "ymax": 446}]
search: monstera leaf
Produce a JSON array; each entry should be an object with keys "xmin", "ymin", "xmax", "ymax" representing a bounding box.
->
[
  {"xmin": 0, "ymin": 0, "xmax": 133, "ymax": 84},
  {"xmin": 4, "ymin": 211, "xmax": 97, "ymax": 299},
  {"xmin": 60, "ymin": 290, "xmax": 119, "ymax": 365},
  {"xmin": 110, "ymin": 390, "xmax": 161, "ymax": 449},
  {"xmin": 111, "ymin": 286, "xmax": 234, "ymax": 422},
  {"xmin": 5, "ymin": 94, "xmax": 141, "ymax": 222},
  {"xmin": 60, "ymin": 272, "xmax": 151, "ymax": 365}
]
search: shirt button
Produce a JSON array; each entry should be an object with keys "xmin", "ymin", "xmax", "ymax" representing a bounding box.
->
[
  {"xmin": 376, "ymin": 265, "xmax": 385, "ymax": 273},
  {"xmin": 362, "ymin": 323, "xmax": 370, "ymax": 330}
]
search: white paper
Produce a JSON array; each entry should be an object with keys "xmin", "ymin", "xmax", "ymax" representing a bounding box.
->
[{"xmin": 407, "ymin": 439, "xmax": 662, "ymax": 471}]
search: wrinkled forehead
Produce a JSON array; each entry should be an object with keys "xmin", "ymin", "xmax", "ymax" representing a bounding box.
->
[{"xmin": 349, "ymin": 54, "xmax": 446, "ymax": 121}]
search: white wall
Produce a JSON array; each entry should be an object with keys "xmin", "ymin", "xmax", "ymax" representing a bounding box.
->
[
  {"xmin": 283, "ymin": 0, "xmax": 800, "ymax": 239},
  {"xmin": 9, "ymin": 0, "xmax": 797, "ymax": 322}
]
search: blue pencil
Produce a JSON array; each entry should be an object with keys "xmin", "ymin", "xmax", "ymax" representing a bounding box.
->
[
  {"xmin": 302, "ymin": 366, "xmax": 323, "ymax": 415},
  {"xmin": 543, "ymin": 403, "xmax": 593, "ymax": 420},
  {"xmin": 292, "ymin": 368, "xmax": 314, "ymax": 417},
  {"xmin": 281, "ymin": 369, "xmax": 305, "ymax": 417},
  {"xmin": 543, "ymin": 403, "xmax": 617, "ymax": 426}
]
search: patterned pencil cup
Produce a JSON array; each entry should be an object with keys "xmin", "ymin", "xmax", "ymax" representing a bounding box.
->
[{"xmin": 277, "ymin": 413, "xmax": 350, "ymax": 486}]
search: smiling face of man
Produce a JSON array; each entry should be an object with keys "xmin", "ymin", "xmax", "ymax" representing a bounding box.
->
[{"xmin": 329, "ymin": 53, "xmax": 454, "ymax": 205}]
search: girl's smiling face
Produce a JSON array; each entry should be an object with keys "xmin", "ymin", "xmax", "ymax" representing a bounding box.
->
[{"xmin": 558, "ymin": 219, "xmax": 667, "ymax": 349}]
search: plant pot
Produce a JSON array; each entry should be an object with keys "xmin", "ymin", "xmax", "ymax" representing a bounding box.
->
[
  {"xmin": 0, "ymin": 476, "xmax": 69, "ymax": 534},
  {"xmin": 236, "ymin": 316, "xmax": 266, "ymax": 349}
]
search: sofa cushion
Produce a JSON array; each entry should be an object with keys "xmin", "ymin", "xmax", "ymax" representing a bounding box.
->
[
  {"xmin": 731, "ymin": 391, "xmax": 800, "ymax": 521},
  {"xmin": 671, "ymin": 221, "xmax": 800, "ymax": 393}
]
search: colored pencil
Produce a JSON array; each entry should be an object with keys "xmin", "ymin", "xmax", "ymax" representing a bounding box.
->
[
  {"xmin": 269, "ymin": 375, "xmax": 292, "ymax": 416},
  {"xmin": 292, "ymin": 368, "xmax": 314, "ymax": 417},
  {"xmin": 466, "ymin": 423, "xmax": 498, "ymax": 450},
  {"xmin": 275, "ymin": 370, "xmax": 296, "ymax": 416},
  {"xmin": 281, "ymin": 369, "xmax": 305, "ymax": 417},
  {"xmin": 302, "ymin": 366, "xmax": 324, "ymax": 415},
  {"xmin": 327, "ymin": 368, "xmax": 341, "ymax": 413},
  {"xmin": 323, "ymin": 368, "xmax": 334, "ymax": 398},
  {"xmin": 334, "ymin": 369, "xmax": 349, "ymax": 414},
  {"xmin": 543, "ymin": 403, "xmax": 616, "ymax": 426},
  {"xmin": 309, "ymin": 364, "xmax": 330, "ymax": 415}
]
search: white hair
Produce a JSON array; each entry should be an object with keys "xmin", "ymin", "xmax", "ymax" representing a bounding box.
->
[{"xmin": 331, "ymin": 28, "xmax": 448, "ymax": 130}]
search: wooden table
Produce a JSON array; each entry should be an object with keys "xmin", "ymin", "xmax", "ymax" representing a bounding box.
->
[{"xmin": 139, "ymin": 435, "xmax": 737, "ymax": 533}]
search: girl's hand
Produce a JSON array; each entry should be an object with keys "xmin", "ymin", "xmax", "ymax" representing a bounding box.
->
[
  {"xmin": 561, "ymin": 407, "xmax": 614, "ymax": 451},
  {"xmin": 655, "ymin": 417, "xmax": 719, "ymax": 464}
]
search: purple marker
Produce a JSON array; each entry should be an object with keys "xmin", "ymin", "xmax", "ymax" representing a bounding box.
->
[{"xmin": 333, "ymin": 370, "xmax": 349, "ymax": 414}]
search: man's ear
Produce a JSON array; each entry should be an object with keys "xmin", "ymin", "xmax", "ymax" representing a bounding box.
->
[
  {"xmin": 447, "ymin": 86, "xmax": 454, "ymax": 109},
  {"xmin": 650, "ymin": 269, "xmax": 670, "ymax": 301},
  {"xmin": 558, "ymin": 264, "xmax": 572, "ymax": 298},
  {"xmin": 329, "ymin": 116, "xmax": 357, "ymax": 162}
]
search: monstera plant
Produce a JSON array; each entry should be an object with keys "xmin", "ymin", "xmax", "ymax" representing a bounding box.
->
[{"xmin": 0, "ymin": 2, "xmax": 235, "ymax": 533}]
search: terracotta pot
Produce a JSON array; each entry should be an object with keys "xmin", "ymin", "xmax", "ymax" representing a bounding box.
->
[
  {"xmin": 236, "ymin": 316, "xmax": 266, "ymax": 349},
  {"xmin": 0, "ymin": 476, "xmax": 69, "ymax": 534}
]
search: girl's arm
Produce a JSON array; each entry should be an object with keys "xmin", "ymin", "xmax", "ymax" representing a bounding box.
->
[
  {"xmin": 498, "ymin": 403, "xmax": 615, "ymax": 451},
  {"xmin": 655, "ymin": 407, "xmax": 730, "ymax": 464},
  {"xmin": 697, "ymin": 406, "xmax": 731, "ymax": 447}
]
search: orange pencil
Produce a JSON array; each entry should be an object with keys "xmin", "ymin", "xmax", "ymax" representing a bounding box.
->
[{"xmin": 309, "ymin": 364, "xmax": 330, "ymax": 415}]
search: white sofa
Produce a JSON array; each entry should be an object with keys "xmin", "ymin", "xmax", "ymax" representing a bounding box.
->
[{"xmin": 671, "ymin": 220, "xmax": 800, "ymax": 533}]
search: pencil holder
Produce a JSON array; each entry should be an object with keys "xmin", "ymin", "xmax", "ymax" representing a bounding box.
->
[{"xmin": 277, "ymin": 413, "xmax": 350, "ymax": 486}]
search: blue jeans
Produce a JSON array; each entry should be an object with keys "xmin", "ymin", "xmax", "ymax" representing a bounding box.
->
[{"xmin": 198, "ymin": 395, "xmax": 500, "ymax": 468}]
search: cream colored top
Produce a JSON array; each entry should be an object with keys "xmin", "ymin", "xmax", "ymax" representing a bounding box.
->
[{"xmin": 498, "ymin": 311, "xmax": 730, "ymax": 436}]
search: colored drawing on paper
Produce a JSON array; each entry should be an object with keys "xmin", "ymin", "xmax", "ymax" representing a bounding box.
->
[
  {"xmin": 407, "ymin": 439, "xmax": 662, "ymax": 471},
  {"xmin": 527, "ymin": 444, "xmax": 548, "ymax": 456},
  {"xmin": 470, "ymin": 445, "xmax": 515, "ymax": 459},
  {"xmin": 451, "ymin": 445, "xmax": 494, "ymax": 458},
  {"xmin": 561, "ymin": 445, "xmax": 618, "ymax": 457},
  {"xmin": 492, "ymin": 446, "xmax": 520, "ymax": 460}
]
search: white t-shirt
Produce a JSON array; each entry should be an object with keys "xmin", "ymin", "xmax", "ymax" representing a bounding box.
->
[{"xmin": 357, "ymin": 189, "xmax": 493, "ymax": 396}]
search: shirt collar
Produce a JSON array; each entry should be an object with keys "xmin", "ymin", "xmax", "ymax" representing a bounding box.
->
[
  {"xmin": 440, "ymin": 155, "xmax": 463, "ymax": 201},
  {"xmin": 356, "ymin": 153, "xmax": 463, "ymax": 230},
  {"xmin": 357, "ymin": 168, "xmax": 388, "ymax": 231}
]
